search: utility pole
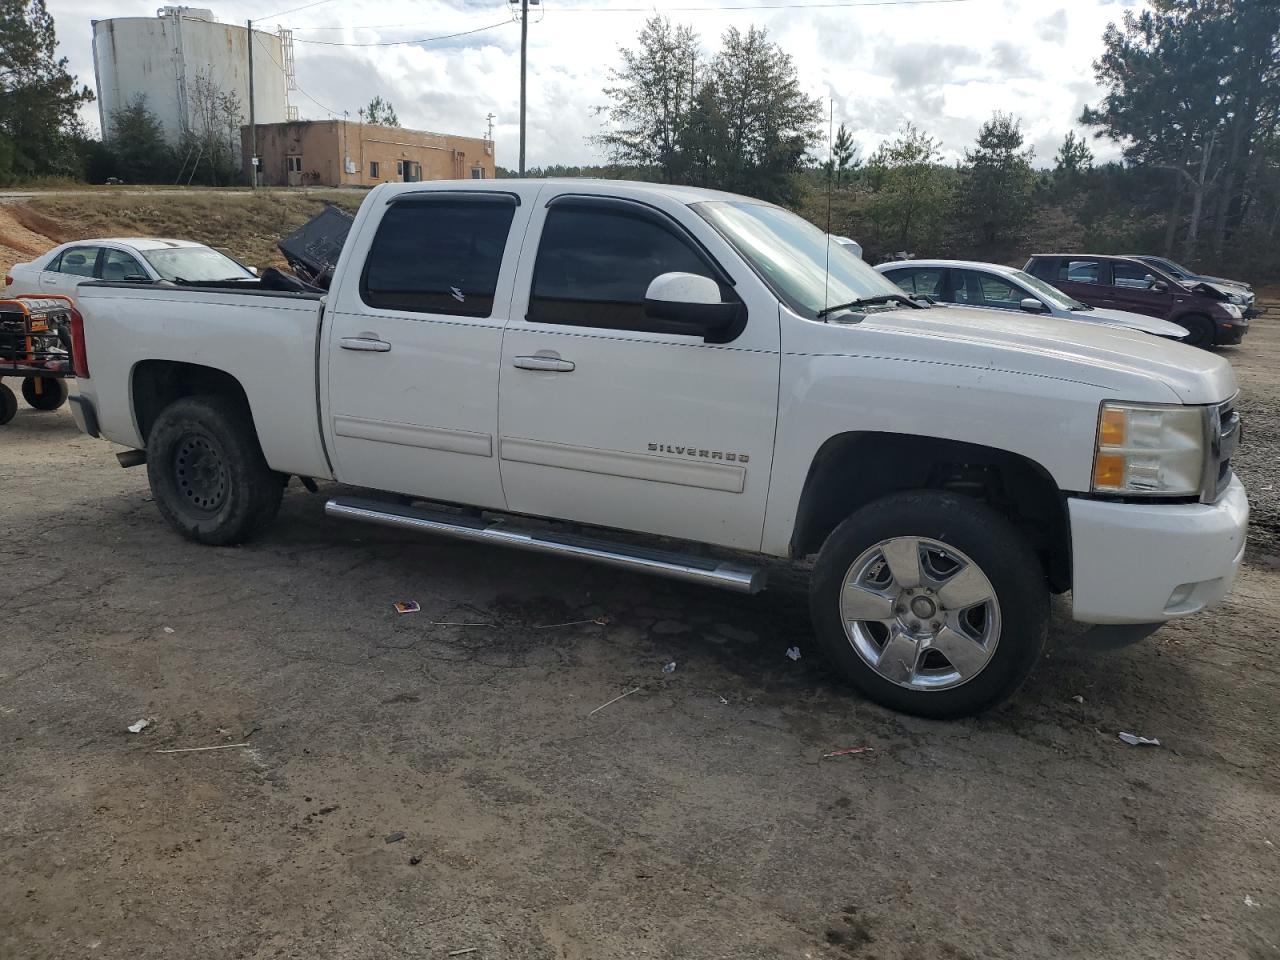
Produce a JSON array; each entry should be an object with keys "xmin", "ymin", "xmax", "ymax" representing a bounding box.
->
[
  {"xmin": 247, "ymin": 18, "xmax": 257, "ymax": 188},
  {"xmin": 510, "ymin": 0, "xmax": 537, "ymax": 175},
  {"xmin": 486, "ymin": 112, "xmax": 495, "ymax": 142}
]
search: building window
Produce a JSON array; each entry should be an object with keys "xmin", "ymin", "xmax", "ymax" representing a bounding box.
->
[
  {"xmin": 286, "ymin": 155, "xmax": 302, "ymax": 173},
  {"xmin": 396, "ymin": 160, "xmax": 404, "ymax": 177},
  {"xmin": 470, "ymin": 166, "xmax": 485, "ymax": 179},
  {"xmin": 369, "ymin": 161, "xmax": 380, "ymax": 179}
]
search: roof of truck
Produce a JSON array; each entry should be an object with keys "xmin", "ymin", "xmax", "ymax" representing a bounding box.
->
[{"xmin": 377, "ymin": 177, "xmax": 776, "ymax": 208}]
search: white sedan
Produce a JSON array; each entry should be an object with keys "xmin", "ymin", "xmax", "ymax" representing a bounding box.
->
[
  {"xmin": 876, "ymin": 258, "xmax": 1189, "ymax": 339},
  {"xmin": 5, "ymin": 238, "xmax": 255, "ymax": 300}
]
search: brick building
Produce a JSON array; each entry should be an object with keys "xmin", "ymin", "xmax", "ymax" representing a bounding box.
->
[{"xmin": 242, "ymin": 120, "xmax": 495, "ymax": 188}]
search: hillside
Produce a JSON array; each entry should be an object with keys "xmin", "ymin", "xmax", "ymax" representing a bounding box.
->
[{"xmin": 0, "ymin": 189, "xmax": 362, "ymax": 278}]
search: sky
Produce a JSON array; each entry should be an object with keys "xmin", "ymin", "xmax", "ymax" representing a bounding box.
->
[{"xmin": 48, "ymin": 0, "xmax": 1144, "ymax": 170}]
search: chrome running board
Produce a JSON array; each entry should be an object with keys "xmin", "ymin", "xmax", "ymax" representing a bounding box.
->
[{"xmin": 325, "ymin": 496, "xmax": 766, "ymax": 594}]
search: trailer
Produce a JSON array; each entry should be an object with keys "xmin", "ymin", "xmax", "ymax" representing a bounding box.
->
[{"xmin": 0, "ymin": 295, "xmax": 76, "ymax": 425}]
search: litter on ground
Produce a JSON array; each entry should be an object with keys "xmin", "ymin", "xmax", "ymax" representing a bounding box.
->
[
  {"xmin": 588, "ymin": 686, "xmax": 642, "ymax": 717},
  {"xmin": 822, "ymin": 746, "xmax": 875, "ymax": 759},
  {"xmin": 786, "ymin": 646, "xmax": 802, "ymax": 661},
  {"xmin": 393, "ymin": 601, "xmax": 420, "ymax": 615},
  {"xmin": 126, "ymin": 719, "xmax": 150, "ymax": 734},
  {"xmin": 1118, "ymin": 732, "xmax": 1161, "ymax": 747}
]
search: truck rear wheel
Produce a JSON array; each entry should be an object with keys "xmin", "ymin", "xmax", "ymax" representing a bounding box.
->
[
  {"xmin": 145, "ymin": 394, "xmax": 284, "ymax": 545},
  {"xmin": 22, "ymin": 376, "xmax": 68, "ymax": 411},
  {"xmin": 809, "ymin": 491, "xmax": 1048, "ymax": 719}
]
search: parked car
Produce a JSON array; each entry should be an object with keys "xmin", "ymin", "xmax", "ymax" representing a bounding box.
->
[
  {"xmin": 1127, "ymin": 254, "xmax": 1256, "ymax": 315},
  {"xmin": 5, "ymin": 239, "xmax": 256, "ymax": 300},
  {"xmin": 876, "ymin": 259, "xmax": 1188, "ymax": 340},
  {"xmin": 1024, "ymin": 253, "xmax": 1249, "ymax": 348},
  {"xmin": 65, "ymin": 180, "xmax": 1247, "ymax": 719}
]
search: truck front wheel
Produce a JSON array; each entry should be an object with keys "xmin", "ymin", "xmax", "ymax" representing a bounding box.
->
[
  {"xmin": 145, "ymin": 395, "xmax": 284, "ymax": 545},
  {"xmin": 809, "ymin": 491, "xmax": 1048, "ymax": 719}
]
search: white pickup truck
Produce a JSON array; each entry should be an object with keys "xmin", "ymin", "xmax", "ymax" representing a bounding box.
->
[{"xmin": 65, "ymin": 179, "xmax": 1248, "ymax": 718}]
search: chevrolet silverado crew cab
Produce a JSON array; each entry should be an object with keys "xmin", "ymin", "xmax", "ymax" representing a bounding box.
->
[{"xmin": 65, "ymin": 180, "xmax": 1248, "ymax": 718}]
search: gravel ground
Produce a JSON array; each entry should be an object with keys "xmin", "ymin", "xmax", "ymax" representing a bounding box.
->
[{"xmin": 1, "ymin": 315, "xmax": 1278, "ymax": 960}]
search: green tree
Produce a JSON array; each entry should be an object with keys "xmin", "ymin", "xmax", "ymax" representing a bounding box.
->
[
  {"xmin": 365, "ymin": 95, "xmax": 400, "ymax": 128},
  {"xmin": 594, "ymin": 16, "xmax": 700, "ymax": 183},
  {"xmin": 831, "ymin": 122, "xmax": 858, "ymax": 187},
  {"xmin": 595, "ymin": 20, "xmax": 821, "ymax": 201},
  {"xmin": 0, "ymin": 0, "xmax": 95, "ymax": 181},
  {"xmin": 109, "ymin": 94, "xmax": 174, "ymax": 183},
  {"xmin": 708, "ymin": 25, "xmax": 823, "ymax": 202},
  {"xmin": 1054, "ymin": 130, "xmax": 1093, "ymax": 174},
  {"xmin": 960, "ymin": 112, "xmax": 1035, "ymax": 247},
  {"xmin": 866, "ymin": 122, "xmax": 950, "ymax": 253},
  {"xmin": 1082, "ymin": 1, "xmax": 1280, "ymax": 261}
]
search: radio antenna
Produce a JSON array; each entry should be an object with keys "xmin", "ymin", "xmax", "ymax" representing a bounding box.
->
[{"xmin": 824, "ymin": 96, "xmax": 834, "ymax": 316}]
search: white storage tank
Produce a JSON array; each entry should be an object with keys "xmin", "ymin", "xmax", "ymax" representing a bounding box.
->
[{"xmin": 92, "ymin": 7, "xmax": 290, "ymax": 147}]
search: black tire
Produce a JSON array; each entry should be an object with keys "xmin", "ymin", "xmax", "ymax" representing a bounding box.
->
[
  {"xmin": 145, "ymin": 394, "xmax": 284, "ymax": 545},
  {"xmin": 0, "ymin": 383, "xmax": 16, "ymax": 425},
  {"xmin": 1177, "ymin": 314, "xmax": 1216, "ymax": 349},
  {"xmin": 809, "ymin": 490, "xmax": 1049, "ymax": 719},
  {"xmin": 22, "ymin": 376, "xmax": 68, "ymax": 411}
]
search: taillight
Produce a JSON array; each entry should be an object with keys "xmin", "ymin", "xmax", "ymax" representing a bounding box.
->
[
  {"xmin": 4, "ymin": 275, "xmax": 12, "ymax": 286},
  {"xmin": 69, "ymin": 306, "xmax": 89, "ymax": 378}
]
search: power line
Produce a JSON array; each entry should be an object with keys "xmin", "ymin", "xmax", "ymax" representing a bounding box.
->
[
  {"xmin": 285, "ymin": 0, "xmax": 971, "ymax": 32},
  {"xmin": 253, "ymin": 32, "xmax": 344, "ymax": 116},
  {"xmin": 546, "ymin": 0, "xmax": 975, "ymax": 9},
  {"xmin": 288, "ymin": 18, "xmax": 515, "ymax": 47},
  {"xmin": 255, "ymin": 0, "xmax": 338, "ymax": 24}
]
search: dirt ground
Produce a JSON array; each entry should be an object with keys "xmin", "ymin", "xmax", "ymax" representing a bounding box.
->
[{"xmin": 2, "ymin": 299, "xmax": 1279, "ymax": 960}]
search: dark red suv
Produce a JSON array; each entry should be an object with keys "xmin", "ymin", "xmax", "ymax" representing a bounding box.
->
[{"xmin": 1023, "ymin": 254, "xmax": 1249, "ymax": 348}]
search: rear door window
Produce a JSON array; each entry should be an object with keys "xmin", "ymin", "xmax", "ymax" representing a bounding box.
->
[
  {"xmin": 57, "ymin": 247, "xmax": 100, "ymax": 278},
  {"xmin": 1060, "ymin": 259, "xmax": 1105, "ymax": 285},
  {"xmin": 360, "ymin": 196, "xmax": 517, "ymax": 317}
]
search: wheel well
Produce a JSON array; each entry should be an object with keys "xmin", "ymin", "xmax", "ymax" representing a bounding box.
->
[
  {"xmin": 791, "ymin": 432, "xmax": 1071, "ymax": 592},
  {"xmin": 131, "ymin": 360, "xmax": 252, "ymax": 444}
]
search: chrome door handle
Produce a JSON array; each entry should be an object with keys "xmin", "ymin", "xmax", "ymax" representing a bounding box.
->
[
  {"xmin": 513, "ymin": 355, "xmax": 575, "ymax": 372},
  {"xmin": 339, "ymin": 336, "xmax": 391, "ymax": 352}
]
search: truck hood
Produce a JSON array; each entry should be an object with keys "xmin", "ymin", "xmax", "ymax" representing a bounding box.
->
[
  {"xmin": 844, "ymin": 304, "xmax": 1236, "ymax": 404},
  {"xmin": 1070, "ymin": 306, "xmax": 1188, "ymax": 340},
  {"xmin": 1192, "ymin": 274, "xmax": 1250, "ymax": 292}
]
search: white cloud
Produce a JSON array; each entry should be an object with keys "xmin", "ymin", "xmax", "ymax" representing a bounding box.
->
[{"xmin": 47, "ymin": 0, "xmax": 1139, "ymax": 169}]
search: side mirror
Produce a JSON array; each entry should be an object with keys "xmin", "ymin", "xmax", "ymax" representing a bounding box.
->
[
  {"xmin": 1149, "ymin": 277, "xmax": 1168, "ymax": 292},
  {"xmin": 1019, "ymin": 297, "xmax": 1047, "ymax": 313},
  {"xmin": 644, "ymin": 272, "xmax": 742, "ymax": 340},
  {"xmin": 248, "ymin": 266, "xmax": 259, "ymax": 276}
]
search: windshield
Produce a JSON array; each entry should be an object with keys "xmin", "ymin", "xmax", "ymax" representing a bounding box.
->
[
  {"xmin": 692, "ymin": 200, "xmax": 905, "ymax": 319},
  {"xmin": 142, "ymin": 247, "xmax": 254, "ymax": 282},
  {"xmin": 1011, "ymin": 269, "xmax": 1090, "ymax": 311},
  {"xmin": 1144, "ymin": 255, "xmax": 1191, "ymax": 277}
]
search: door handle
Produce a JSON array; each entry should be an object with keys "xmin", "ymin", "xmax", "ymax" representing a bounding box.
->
[
  {"xmin": 513, "ymin": 355, "xmax": 575, "ymax": 372},
  {"xmin": 339, "ymin": 336, "xmax": 391, "ymax": 352}
]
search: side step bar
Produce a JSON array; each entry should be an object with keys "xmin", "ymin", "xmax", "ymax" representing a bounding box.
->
[{"xmin": 325, "ymin": 496, "xmax": 766, "ymax": 594}]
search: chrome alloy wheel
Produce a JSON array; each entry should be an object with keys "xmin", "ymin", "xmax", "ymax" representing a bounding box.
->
[{"xmin": 839, "ymin": 537, "xmax": 1001, "ymax": 690}]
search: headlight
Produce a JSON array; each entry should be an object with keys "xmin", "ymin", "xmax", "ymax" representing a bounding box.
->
[
  {"xmin": 1223, "ymin": 303, "xmax": 1244, "ymax": 319},
  {"xmin": 1093, "ymin": 402, "xmax": 1205, "ymax": 496},
  {"xmin": 1227, "ymin": 292, "xmax": 1245, "ymax": 305}
]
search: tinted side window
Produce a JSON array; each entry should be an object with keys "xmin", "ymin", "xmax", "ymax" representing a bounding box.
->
[
  {"xmin": 886, "ymin": 268, "xmax": 944, "ymax": 298},
  {"xmin": 529, "ymin": 206, "xmax": 730, "ymax": 333},
  {"xmin": 101, "ymin": 248, "xmax": 148, "ymax": 281},
  {"xmin": 1060, "ymin": 259, "xmax": 1103, "ymax": 284},
  {"xmin": 361, "ymin": 199, "xmax": 516, "ymax": 318},
  {"xmin": 958, "ymin": 270, "xmax": 1023, "ymax": 308},
  {"xmin": 59, "ymin": 247, "xmax": 99, "ymax": 278},
  {"xmin": 1111, "ymin": 261, "xmax": 1153, "ymax": 289}
]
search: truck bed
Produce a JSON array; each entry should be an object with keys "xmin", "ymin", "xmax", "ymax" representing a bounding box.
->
[{"xmin": 72, "ymin": 281, "xmax": 334, "ymax": 480}]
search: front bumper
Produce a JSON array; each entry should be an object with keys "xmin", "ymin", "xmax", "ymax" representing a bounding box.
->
[
  {"xmin": 1068, "ymin": 477, "xmax": 1248, "ymax": 624},
  {"xmin": 1215, "ymin": 318, "xmax": 1249, "ymax": 345}
]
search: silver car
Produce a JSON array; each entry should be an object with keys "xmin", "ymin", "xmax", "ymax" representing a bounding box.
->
[{"xmin": 876, "ymin": 258, "xmax": 1188, "ymax": 340}]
